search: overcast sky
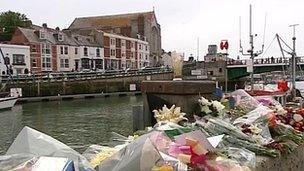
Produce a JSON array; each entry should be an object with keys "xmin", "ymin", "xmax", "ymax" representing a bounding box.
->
[{"xmin": 1, "ymin": 0, "xmax": 304, "ymax": 60}]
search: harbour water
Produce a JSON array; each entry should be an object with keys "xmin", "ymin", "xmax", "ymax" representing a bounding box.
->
[{"xmin": 0, "ymin": 95, "xmax": 142, "ymax": 154}]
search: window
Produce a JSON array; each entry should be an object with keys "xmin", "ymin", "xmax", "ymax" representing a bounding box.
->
[
  {"xmin": 110, "ymin": 49, "xmax": 116, "ymax": 56},
  {"xmin": 58, "ymin": 34, "xmax": 63, "ymax": 41},
  {"xmin": 219, "ymin": 68, "xmax": 223, "ymax": 73},
  {"xmin": 42, "ymin": 57, "xmax": 51, "ymax": 68},
  {"xmin": 75, "ymin": 48, "xmax": 78, "ymax": 55},
  {"xmin": 42, "ymin": 43, "xmax": 51, "ymax": 54},
  {"xmin": 131, "ymin": 42, "xmax": 135, "ymax": 48},
  {"xmin": 121, "ymin": 52, "xmax": 126, "ymax": 58},
  {"xmin": 139, "ymin": 44, "xmax": 142, "ymax": 50},
  {"xmin": 110, "ymin": 38, "xmax": 115, "ymax": 45},
  {"xmin": 81, "ymin": 58, "xmax": 90, "ymax": 69},
  {"xmin": 64, "ymin": 46, "xmax": 68, "ymax": 55},
  {"xmin": 65, "ymin": 59, "xmax": 69, "ymax": 68},
  {"xmin": 145, "ymin": 45, "xmax": 148, "ymax": 51},
  {"xmin": 60, "ymin": 46, "xmax": 64, "ymax": 54},
  {"xmin": 95, "ymin": 59, "xmax": 103, "ymax": 69},
  {"xmin": 96, "ymin": 48, "xmax": 100, "ymax": 57},
  {"xmin": 4, "ymin": 57, "xmax": 10, "ymax": 65},
  {"xmin": 60, "ymin": 59, "xmax": 64, "ymax": 68},
  {"xmin": 13, "ymin": 54, "xmax": 25, "ymax": 65},
  {"xmin": 84, "ymin": 47, "xmax": 88, "ymax": 56},
  {"xmin": 31, "ymin": 45, "xmax": 37, "ymax": 52},
  {"xmin": 139, "ymin": 53, "xmax": 142, "ymax": 59},
  {"xmin": 60, "ymin": 58, "xmax": 69, "ymax": 69},
  {"xmin": 40, "ymin": 31, "xmax": 46, "ymax": 39},
  {"xmin": 145, "ymin": 54, "xmax": 148, "ymax": 60},
  {"xmin": 16, "ymin": 69, "xmax": 22, "ymax": 74},
  {"xmin": 32, "ymin": 59, "xmax": 37, "ymax": 68}
]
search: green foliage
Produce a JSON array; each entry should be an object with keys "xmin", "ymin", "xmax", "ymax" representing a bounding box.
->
[{"xmin": 0, "ymin": 11, "xmax": 32, "ymax": 41}]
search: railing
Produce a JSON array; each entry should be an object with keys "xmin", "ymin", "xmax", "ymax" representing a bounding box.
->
[
  {"xmin": 1, "ymin": 67, "xmax": 173, "ymax": 83},
  {"xmin": 227, "ymin": 56, "xmax": 304, "ymax": 66}
]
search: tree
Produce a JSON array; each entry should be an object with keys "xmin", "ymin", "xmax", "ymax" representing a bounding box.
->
[{"xmin": 0, "ymin": 11, "xmax": 32, "ymax": 41}]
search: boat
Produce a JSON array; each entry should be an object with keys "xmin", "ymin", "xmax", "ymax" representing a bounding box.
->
[
  {"xmin": 0, "ymin": 46, "xmax": 19, "ymax": 110},
  {"xmin": 0, "ymin": 96, "xmax": 18, "ymax": 110},
  {"xmin": 239, "ymin": 5, "xmax": 296, "ymax": 104}
]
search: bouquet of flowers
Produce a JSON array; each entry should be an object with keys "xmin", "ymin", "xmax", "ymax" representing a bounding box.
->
[{"xmin": 198, "ymin": 97, "xmax": 225, "ymax": 117}]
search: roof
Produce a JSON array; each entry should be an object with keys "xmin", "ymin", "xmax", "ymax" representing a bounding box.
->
[
  {"xmin": 71, "ymin": 34, "xmax": 100, "ymax": 47},
  {"xmin": 17, "ymin": 27, "xmax": 78, "ymax": 46},
  {"xmin": 69, "ymin": 11, "xmax": 156, "ymax": 29},
  {"xmin": 18, "ymin": 27, "xmax": 40, "ymax": 43}
]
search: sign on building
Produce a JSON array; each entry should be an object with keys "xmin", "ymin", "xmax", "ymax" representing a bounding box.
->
[
  {"xmin": 11, "ymin": 88, "xmax": 22, "ymax": 97},
  {"xmin": 129, "ymin": 84, "xmax": 136, "ymax": 91},
  {"xmin": 191, "ymin": 70, "xmax": 203, "ymax": 76}
]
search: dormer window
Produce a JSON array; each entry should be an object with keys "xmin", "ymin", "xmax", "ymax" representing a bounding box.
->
[
  {"xmin": 58, "ymin": 34, "xmax": 63, "ymax": 41},
  {"xmin": 40, "ymin": 31, "xmax": 46, "ymax": 39}
]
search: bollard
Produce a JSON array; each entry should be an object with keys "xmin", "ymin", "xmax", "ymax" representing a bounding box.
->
[{"xmin": 132, "ymin": 105, "xmax": 144, "ymax": 132}]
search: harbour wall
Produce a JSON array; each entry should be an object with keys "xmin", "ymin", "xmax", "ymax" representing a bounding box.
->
[{"xmin": 6, "ymin": 72, "xmax": 174, "ymax": 98}]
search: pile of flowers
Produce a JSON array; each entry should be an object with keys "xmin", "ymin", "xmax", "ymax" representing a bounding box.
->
[
  {"xmin": 5, "ymin": 90, "xmax": 304, "ymax": 171},
  {"xmin": 147, "ymin": 90, "xmax": 304, "ymax": 170}
]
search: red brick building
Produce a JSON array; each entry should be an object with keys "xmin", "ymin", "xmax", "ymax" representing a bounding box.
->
[
  {"xmin": 10, "ymin": 24, "xmax": 58, "ymax": 73},
  {"xmin": 103, "ymin": 32, "xmax": 149, "ymax": 70},
  {"xmin": 69, "ymin": 11, "xmax": 161, "ymax": 66}
]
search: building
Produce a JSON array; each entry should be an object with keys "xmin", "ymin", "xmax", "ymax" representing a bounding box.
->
[
  {"xmin": 103, "ymin": 32, "xmax": 149, "ymax": 70},
  {"xmin": 68, "ymin": 11, "xmax": 161, "ymax": 66},
  {"xmin": 162, "ymin": 52, "xmax": 173, "ymax": 68},
  {"xmin": 63, "ymin": 28, "xmax": 104, "ymax": 71},
  {"xmin": 204, "ymin": 45, "xmax": 227, "ymax": 62},
  {"xmin": 10, "ymin": 24, "xmax": 59, "ymax": 73},
  {"xmin": 10, "ymin": 24, "xmax": 149, "ymax": 73},
  {"xmin": 10, "ymin": 24, "xmax": 105, "ymax": 73},
  {"xmin": 0, "ymin": 43, "xmax": 30, "ymax": 76}
]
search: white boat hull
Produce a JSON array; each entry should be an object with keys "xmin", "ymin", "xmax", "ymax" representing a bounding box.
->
[{"xmin": 0, "ymin": 97, "xmax": 18, "ymax": 110}]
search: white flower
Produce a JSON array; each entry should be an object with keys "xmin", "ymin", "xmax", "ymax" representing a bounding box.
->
[
  {"xmin": 212, "ymin": 100, "xmax": 225, "ymax": 112},
  {"xmin": 201, "ymin": 105, "xmax": 212, "ymax": 114},
  {"xmin": 153, "ymin": 105, "xmax": 187, "ymax": 123},
  {"xmin": 199, "ymin": 97, "xmax": 211, "ymax": 106},
  {"xmin": 249, "ymin": 124, "xmax": 262, "ymax": 135},
  {"xmin": 293, "ymin": 114, "xmax": 303, "ymax": 122}
]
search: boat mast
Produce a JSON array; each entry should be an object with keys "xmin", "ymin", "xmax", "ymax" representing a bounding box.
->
[
  {"xmin": 249, "ymin": 4, "xmax": 254, "ymax": 92},
  {"xmin": 239, "ymin": 4, "xmax": 264, "ymax": 92},
  {"xmin": 290, "ymin": 24, "xmax": 299, "ymax": 98}
]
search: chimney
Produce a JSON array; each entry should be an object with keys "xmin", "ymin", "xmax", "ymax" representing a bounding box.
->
[
  {"xmin": 42, "ymin": 23, "xmax": 47, "ymax": 29},
  {"xmin": 55, "ymin": 27, "xmax": 60, "ymax": 31}
]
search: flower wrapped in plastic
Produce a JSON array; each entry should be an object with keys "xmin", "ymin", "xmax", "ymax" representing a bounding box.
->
[
  {"xmin": 229, "ymin": 89, "xmax": 260, "ymax": 112},
  {"xmin": 82, "ymin": 145, "xmax": 119, "ymax": 168}
]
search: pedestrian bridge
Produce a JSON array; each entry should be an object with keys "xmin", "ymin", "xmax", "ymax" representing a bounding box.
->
[{"xmin": 227, "ymin": 56, "xmax": 304, "ymax": 80}]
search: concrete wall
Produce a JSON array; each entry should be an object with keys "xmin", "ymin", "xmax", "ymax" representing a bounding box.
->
[{"xmin": 7, "ymin": 72, "xmax": 173, "ymax": 97}]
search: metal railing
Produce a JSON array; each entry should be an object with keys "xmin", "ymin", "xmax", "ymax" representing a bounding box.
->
[
  {"xmin": 227, "ymin": 56, "xmax": 304, "ymax": 66},
  {"xmin": 1, "ymin": 67, "xmax": 173, "ymax": 83}
]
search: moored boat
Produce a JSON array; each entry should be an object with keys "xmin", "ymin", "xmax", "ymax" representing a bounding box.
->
[{"xmin": 0, "ymin": 96, "xmax": 18, "ymax": 110}]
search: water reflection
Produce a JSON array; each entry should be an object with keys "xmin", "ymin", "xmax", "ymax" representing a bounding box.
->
[{"xmin": 0, "ymin": 95, "xmax": 142, "ymax": 154}]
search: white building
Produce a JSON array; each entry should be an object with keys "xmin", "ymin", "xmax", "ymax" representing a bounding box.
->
[
  {"xmin": 0, "ymin": 44, "xmax": 30, "ymax": 76},
  {"xmin": 137, "ymin": 38, "xmax": 150, "ymax": 68},
  {"xmin": 162, "ymin": 52, "xmax": 172, "ymax": 68}
]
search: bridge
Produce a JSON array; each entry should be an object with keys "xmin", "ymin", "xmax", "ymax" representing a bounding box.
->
[{"xmin": 227, "ymin": 56, "xmax": 304, "ymax": 80}]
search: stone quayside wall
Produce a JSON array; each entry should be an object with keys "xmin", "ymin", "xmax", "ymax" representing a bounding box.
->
[{"xmin": 6, "ymin": 73, "xmax": 173, "ymax": 97}]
